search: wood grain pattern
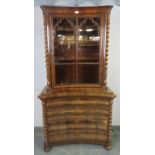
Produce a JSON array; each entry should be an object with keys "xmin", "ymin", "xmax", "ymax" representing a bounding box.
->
[{"xmin": 38, "ymin": 6, "xmax": 116, "ymax": 152}]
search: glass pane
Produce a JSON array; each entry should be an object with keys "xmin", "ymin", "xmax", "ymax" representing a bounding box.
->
[
  {"xmin": 78, "ymin": 64, "xmax": 99, "ymax": 83},
  {"xmin": 78, "ymin": 18, "xmax": 100, "ymax": 63},
  {"xmin": 77, "ymin": 18, "xmax": 100, "ymax": 84},
  {"xmin": 54, "ymin": 18, "xmax": 76, "ymax": 63},
  {"xmin": 53, "ymin": 17, "xmax": 100, "ymax": 85},
  {"xmin": 55, "ymin": 64, "xmax": 76, "ymax": 84}
]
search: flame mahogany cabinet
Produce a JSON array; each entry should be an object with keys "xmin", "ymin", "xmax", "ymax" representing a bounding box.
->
[{"xmin": 38, "ymin": 6, "xmax": 116, "ymax": 152}]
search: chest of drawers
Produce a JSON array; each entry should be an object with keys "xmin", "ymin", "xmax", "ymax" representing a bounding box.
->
[{"xmin": 39, "ymin": 87, "xmax": 115, "ymax": 151}]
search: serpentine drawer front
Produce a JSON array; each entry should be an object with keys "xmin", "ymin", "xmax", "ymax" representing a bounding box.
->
[
  {"xmin": 45, "ymin": 98, "xmax": 109, "ymax": 144},
  {"xmin": 38, "ymin": 5, "xmax": 116, "ymax": 152}
]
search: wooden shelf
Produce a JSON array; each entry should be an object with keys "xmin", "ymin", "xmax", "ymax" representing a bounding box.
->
[
  {"xmin": 55, "ymin": 63, "xmax": 76, "ymax": 65},
  {"xmin": 56, "ymin": 26, "xmax": 98, "ymax": 31},
  {"xmin": 55, "ymin": 62, "xmax": 99, "ymax": 65},
  {"xmin": 78, "ymin": 41, "xmax": 98, "ymax": 46},
  {"xmin": 78, "ymin": 62, "xmax": 99, "ymax": 64},
  {"xmin": 56, "ymin": 27, "xmax": 74, "ymax": 31},
  {"xmin": 55, "ymin": 40, "xmax": 98, "ymax": 47},
  {"xmin": 55, "ymin": 58, "xmax": 99, "ymax": 62}
]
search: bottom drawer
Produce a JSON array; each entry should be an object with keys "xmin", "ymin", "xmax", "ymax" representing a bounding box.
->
[{"xmin": 48, "ymin": 130, "xmax": 107, "ymax": 143}]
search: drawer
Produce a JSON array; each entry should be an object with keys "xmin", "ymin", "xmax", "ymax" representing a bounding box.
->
[
  {"xmin": 48, "ymin": 130, "xmax": 108, "ymax": 143},
  {"xmin": 47, "ymin": 119, "xmax": 108, "ymax": 131},
  {"xmin": 47, "ymin": 114, "xmax": 108, "ymax": 122},
  {"xmin": 46, "ymin": 106, "xmax": 109, "ymax": 117},
  {"xmin": 46, "ymin": 98, "xmax": 110, "ymax": 108},
  {"xmin": 46, "ymin": 104, "xmax": 109, "ymax": 111},
  {"xmin": 47, "ymin": 117, "xmax": 108, "ymax": 125}
]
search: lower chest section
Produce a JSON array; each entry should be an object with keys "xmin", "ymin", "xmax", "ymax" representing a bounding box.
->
[{"xmin": 42, "ymin": 97, "xmax": 112, "ymax": 144}]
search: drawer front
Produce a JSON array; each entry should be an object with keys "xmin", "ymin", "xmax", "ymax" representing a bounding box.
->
[
  {"xmin": 45, "ymin": 99, "xmax": 110, "ymax": 143},
  {"xmin": 48, "ymin": 130, "xmax": 108, "ymax": 143},
  {"xmin": 46, "ymin": 107, "xmax": 109, "ymax": 117},
  {"xmin": 46, "ymin": 98, "xmax": 110, "ymax": 108},
  {"xmin": 47, "ymin": 119, "xmax": 108, "ymax": 131}
]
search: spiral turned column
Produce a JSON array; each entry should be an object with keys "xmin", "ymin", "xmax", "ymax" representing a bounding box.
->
[
  {"xmin": 42, "ymin": 101, "xmax": 50, "ymax": 152},
  {"xmin": 43, "ymin": 13, "xmax": 51, "ymax": 87},
  {"xmin": 106, "ymin": 102, "xmax": 113, "ymax": 150},
  {"xmin": 104, "ymin": 12, "xmax": 111, "ymax": 87}
]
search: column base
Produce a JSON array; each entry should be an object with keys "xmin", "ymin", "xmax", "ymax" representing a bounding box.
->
[
  {"xmin": 44, "ymin": 142, "xmax": 51, "ymax": 152},
  {"xmin": 105, "ymin": 143, "xmax": 112, "ymax": 150}
]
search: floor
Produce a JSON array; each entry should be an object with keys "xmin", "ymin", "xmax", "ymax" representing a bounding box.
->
[{"xmin": 34, "ymin": 126, "xmax": 120, "ymax": 155}]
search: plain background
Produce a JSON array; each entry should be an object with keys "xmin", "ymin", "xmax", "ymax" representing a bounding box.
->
[
  {"xmin": 34, "ymin": 5, "xmax": 120, "ymax": 127},
  {"xmin": 1, "ymin": 0, "xmax": 155, "ymax": 155}
]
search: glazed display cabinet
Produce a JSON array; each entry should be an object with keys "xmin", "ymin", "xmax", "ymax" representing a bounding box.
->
[{"xmin": 38, "ymin": 6, "xmax": 116, "ymax": 152}]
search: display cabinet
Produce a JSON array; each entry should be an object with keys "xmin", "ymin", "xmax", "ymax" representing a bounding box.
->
[{"xmin": 38, "ymin": 6, "xmax": 116, "ymax": 152}]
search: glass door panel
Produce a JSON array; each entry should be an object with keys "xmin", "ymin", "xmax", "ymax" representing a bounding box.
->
[
  {"xmin": 53, "ymin": 17, "xmax": 76, "ymax": 84},
  {"xmin": 78, "ymin": 64, "xmax": 99, "ymax": 83},
  {"xmin": 77, "ymin": 18, "xmax": 100, "ymax": 83},
  {"xmin": 55, "ymin": 64, "xmax": 76, "ymax": 84},
  {"xmin": 54, "ymin": 18, "xmax": 76, "ymax": 63},
  {"xmin": 77, "ymin": 18, "xmax": 100, "ymax": 63}
]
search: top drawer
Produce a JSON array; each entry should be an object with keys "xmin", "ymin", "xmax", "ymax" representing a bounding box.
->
[{"xmin": 46, "ymin": 97, "xmax": 110, "ymax": 108}]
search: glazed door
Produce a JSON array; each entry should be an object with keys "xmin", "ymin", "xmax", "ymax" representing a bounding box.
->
[
  {"xmin": 52, "ymin": 16, "xmax": 101, "ymax": 86},
  {"xmin": 53, "ymin": 17, "xmax": 76, "ymax": 84},
  {"xmin": 77, "ymin": 17, "xmax": 100, "ymax": 83}
]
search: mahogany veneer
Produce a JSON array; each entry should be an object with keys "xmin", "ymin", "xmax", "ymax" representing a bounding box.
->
[{"xmin": 38, "ymin": 5, "xmax": 116, "ymax": 152}]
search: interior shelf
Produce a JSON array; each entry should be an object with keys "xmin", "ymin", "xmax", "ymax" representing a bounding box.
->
[
  {"xmin": 56, "ymin": 26, "xmax": 98, "ymax": 31},
  {"xmin": 55, "ymin": 62, "xmax": 99, "ymax": 65},
  {"xmin": 55, "ymin": 40, "xmax": 98, "ymax": 45}
]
